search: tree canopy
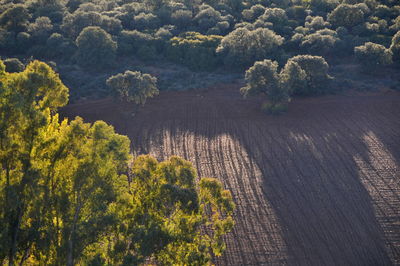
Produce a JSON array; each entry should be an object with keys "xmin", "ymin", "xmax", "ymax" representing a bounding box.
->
[
  {"xmin": 0, "ymin": 60, "xmax": 235, "ymax": 265},
  {"xmin": 76, "ymin": 26, "xmax": 117, "ymax": 68},
  {"xmin": 106, "ymin": 70, "xmax": 159, "ymax": 105}
]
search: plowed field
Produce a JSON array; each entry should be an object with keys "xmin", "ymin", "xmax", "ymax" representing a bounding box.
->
[{"xmin": 62, "ymin": 85, "xmax": 400, "ymax": 265}]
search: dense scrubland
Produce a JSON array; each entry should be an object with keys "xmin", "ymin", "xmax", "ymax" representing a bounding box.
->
[
  {"xmin": 1, "ymin": 0, "xmax": 400, "ymax": 265},
  {"xmin": 1, "ymin": 0, "xmax": 400, "ymax": 103}
]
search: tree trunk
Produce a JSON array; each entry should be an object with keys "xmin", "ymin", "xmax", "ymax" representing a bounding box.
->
[
  {"xmin": 67, "ymin": 197, "xmax": 82, "ymax": 266},
  {"xmin": 9, "ymin": 206, "xmax": 22, "ymax": 266}
]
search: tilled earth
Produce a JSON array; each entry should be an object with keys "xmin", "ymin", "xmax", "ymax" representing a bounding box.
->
[{"xmin": 62, "ymin": 85, "xmax": 400, "ymax": 265}]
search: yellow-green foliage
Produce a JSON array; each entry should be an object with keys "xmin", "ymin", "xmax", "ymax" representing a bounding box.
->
[
  {"xmin": 0, "ymin": 60, "xmax": 131, "ymax": 265},
  {"xmin": 0, "ymin": 60, "xmax": 234, "ymax": 265},
  {"xmin": 106, "ymin": 155, "xmax": 235, "ymax": 265}
]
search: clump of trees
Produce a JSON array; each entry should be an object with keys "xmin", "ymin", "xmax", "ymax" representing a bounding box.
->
[
  {"xmin": 106, "ymin": 70, "xmax": 159, "ymax": 105},
  {"xmin": 0, "ymin": 60, "xmax": 235, "ymax": 265},
  {"xmin": 241, "ymin": 55, "xmax": 331, "ymax": 113},
  {"xmin": 76, "ymin": 26, "xmax": 117, "ymax": 69}
]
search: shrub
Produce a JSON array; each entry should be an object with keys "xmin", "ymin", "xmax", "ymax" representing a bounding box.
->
[
  {"xmin": 28, "ymin": 0, "xmax": 66, "ymax": 23},
  {"xmin": 117, "ymin": 30, "xmax": 157, "ymax": 55},
  {"xmin": 280, "ymin": 60, "xmax": 307, "ymax": 95},
  {"xmin": 15, "ymin": 32, "xmax": 31, "ymax": 53},
  {"xmin": 167, "ymin": 32, "xmax": 222, "ymax": 70},
  {"xmin": 46, "ymin": 33, "xmax": 76, "ymax": 59},
  {"xmin": 28, "ymin": 16, "xmax": 53, "ymax": 44},
  {"xmin": 305, "ymin": 16, "xmax": 330, "ymax": 31},
  {"xmin": 300, "ymin": 29, "xmax": 339, "ymax": 55},
  {"xmin": 327, "ymin": 4, "xmax": 365, "ymax": 29},
  {"xmin": 133, "ymin": 12, "xmax": 160, "ymax": 31},
  {"xmin": 106, "ymin": 70, "xmax": 159, "ymax": 105},
  {"xmin": 217, "ymin": 27, "xmax": 284, "ymax": 68},
  {"xmin": 240, "ymin": 59, "xmax": 289, "ymax": 109},
  {"xmin": 0, "ymin": 4, "xmax": 30, "ymax": 32},
  {"xmin": 254, "ymin": 8, "xmax": 290, "ymax": 35},
  {"xmin": 171, "ymin": 9, "xmax": 192, "ymax": 29},
  {"xmin": 76, "ymin": 26, "xmax": 117, "ymax": 69},
  {"xmin": 61, "ymin": 11, "xmax": 102, "ymax": 39},
  {"xmin": 354, "ymin": 42, "xmax": 393, "ymax": 70},
  {"xmin": 287, "ymin": 55, "xmax": 331, "ymax": 95},
  {"xmin": 241, "ymin": 5, "xmax": 266, "ymax": 22},
  {"xmin": 194, "ymin": 5, "xmax": 223, "ymax": 32},
  {"xmin": 62, "ymin": 11, "xmax": 122, "ymax": 39},
  {"xmin": 4, "ymin": 58, "xmax": 24, "ymax": 73},
  {"xmin": 390, "ymin": 31, "xmax": 400, "ymax": 62}
]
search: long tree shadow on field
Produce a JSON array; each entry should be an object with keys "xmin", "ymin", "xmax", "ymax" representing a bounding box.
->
[
  {"xmin": 62, "ymin": 88, "xmax": 400, "ymax": 265},
  {"xmin": 233, "ymin": 98, "xmax": 400, "ymax": 265}
]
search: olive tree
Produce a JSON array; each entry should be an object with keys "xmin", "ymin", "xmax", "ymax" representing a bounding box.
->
[
  {"xmin": 28, "ymin": 16, "xmax": 53, "ymax": 43},
  {"xmin": 355, "ymin": 42, "xmax": 393, "ymax": 70},
  {"xmin": 280, "ymin": 60, "xmax": 307, "ymax": 95},
  {"xmin": 390, "ymin": 31, "xmax": 400, "ymax": 62},
  {"xmin": 106, "ymin": 70, "xmax": 159, "ymax": 105},
  {"xmin": 217, "ymin": 27, "xmax": 284, "ymax": 68},
  {"xmin": 241, "ymin": 59, "xmax": 289, "ymax": 113},
  {"xmin": 62, "ymin": 11, "xmax": 122, "ymax": 39},
  {"xmin": 3, "ymin": 58, "xmax": 24, "ymax": 73},
  {"xmin": 287, "ymin": 55, "xmax": 331, "ymax": 95},
  {"xmin": 0, "ymin": 4, "xmax": 30, "ymax": 32},
  {"xmin": 167, "ymin": 32, "xmax": 222, "ymax": 70},
  {"xmin": 76, "ymin": 26, "xmax": 117, "ymax": 68},
  {"xmin": 327, "ymin": 4, "xmax": 365, "ymax": 30},
  {"xmin": 300, "ymin": 29, "xmax": 339, "ymax": 55}
]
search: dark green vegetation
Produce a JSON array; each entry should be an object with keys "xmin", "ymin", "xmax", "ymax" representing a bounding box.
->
[
  {"xmin": 241, "ymin": 55, "xmax": 331, "ymax": 113},
  {"xmin": 0, "ymin": 0, "xmax": 399, "ymax": 108},
  {"xmin": 0, "ymin": 60, "xmax": 235, "ymax": 265},
  {"xmin": 106, "ymin": 70, "xmax": 159, "ymax": 104}
]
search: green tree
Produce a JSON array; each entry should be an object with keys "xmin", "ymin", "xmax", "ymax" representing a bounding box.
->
[
  {"xmin": 106, "ymin": 70, "xmax": 159, "ymax": 105},
  {"xmin": 287, "ymin": 55, "xmax": 331, "ymax": 95},
  {"xmin": 28, "ymin": 16, "xmax": 54, "ymax": 44},
  {"xmin": 76, "ymin": 26, "xmax": 117, "ymax": 69},
  {"xmin": 327, "ymin": 4, "xmax": 365, "ymax": 30},
  {"xmin": 3, "ymin": 58, "xmax": 24, "ymax": 73},
  {"xmin": 241, "ymin": 59, "xmax": 289, "ymax": 112},
  {"xmin": 280, "ymin": 60, "xmax": 307, "ymax": 95},
  {"xmin": 354, "ymin": 42, "xmax": 393, "ymax": 70},
  {"xmin": 167, "ymin": 32, "xmax": 223, "ymax": 70},
  {"xmin": 0, "ymin": 60, "xmax": 69, "ymax": 265},
  {"xmin": 1, "ymin": 59, "xmax": 235, "ymax": 265},
  {"xmin": 0, "ymin": 4, "xmax": 30, "ymax": 32},
  {"xmin": 300, "ymin": 29, "xmax": 339, "ymax": 55},
  {"xmin": 117, "ymin": 30, "xmax": 156, "ymax": 56},
  {"xmin": 102, "ymin": 155, "xmax": 235, "ymax": 265},
  {"xmin": 390, "ymin": 31, "xmax": 400, "ymax": 62},
  {"xmin": 217, "ymin": 27, "xmax": 284, "ymax": 68}
]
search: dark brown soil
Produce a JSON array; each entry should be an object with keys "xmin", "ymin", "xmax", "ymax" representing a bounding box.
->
[{"xmin": 61, "ymin": 85, "xmax": 400, "ymax": 265}]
